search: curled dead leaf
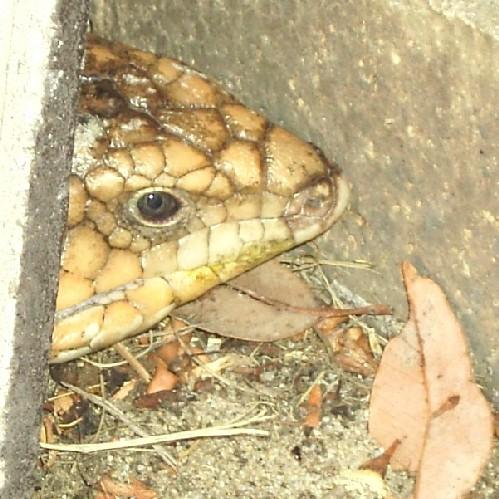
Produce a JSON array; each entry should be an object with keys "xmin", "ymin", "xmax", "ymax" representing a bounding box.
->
[
  {"xmin": 146, "ymin": 357, "xmax": 178, "ymax": 394},
  {"xmin": 156, "ymin": 340, "xmax": 181, "ymax": 365},
  {"xmin": 360, "ymin": 439, "xmax": 401, "ymax": 478},
  {"xmin": 316, "ymin": 316, "xmax": 348, "ymax": 334},
  {"xmin": 303, "ymin": 383, "xmax": 323, "ymax": 429},
  {"xmin": 320, "ymin": 325, "xmax": 378, "ymax": 376},
  {"xmin": 52, "ymin": 391, "xmax": 76, "ymax": 416}
]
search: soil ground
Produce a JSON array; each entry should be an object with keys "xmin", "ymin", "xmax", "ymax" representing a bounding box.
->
[{"xmin": 35, "ymin": 247, "xmax": 498, "ymax": 498}]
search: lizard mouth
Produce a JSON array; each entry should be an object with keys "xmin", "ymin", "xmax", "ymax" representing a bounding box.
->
[{"xmin": 284, "ymin": 173, "xmax": 350, "ymax": 244}]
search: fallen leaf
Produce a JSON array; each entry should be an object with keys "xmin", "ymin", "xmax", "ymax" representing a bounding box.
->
[
  {"xmin": 175, "ymin": 258, "xmax": 390, "ymax": 343},
  {"xmin": 134, "ymin": 390, "xmax": 176, "ymax": 409},
  {"xmin": 360, "ymin": 440, "xmax": 401, "ymax": 477},
  {"xmin": 369, "ymin": 262, "xmax": 494, "ymax": 498},
  {"xmin": 39, "ymin": 415, "xmax": 56, "ymax": 445},
  {"xmin": 98, "ymin": 475, "xmax": 157, "ymax": 499},
  {"xmin": 319, "ymin": 324, "xmax": 378, "ymax": 376},
  {"xmin": 303, "ymin": 383, "xmax": 323, "ymax": 429},
  {"xmin": 146, "ymin": 357, "xmax": 178, "ymax": 394},
  {"xmin": 39, "ymin": 415, "xmax": 58, "ymax": 469},
  {"xmin": 174, "ymin": 258, "xmax": 319, "ymax": 341},
  {"xmin": 315, "ymin": 316, "xmax": 347, "ymax": 334},
  {"xmin": 52, "ymin": 391, "xmax": 76, "ymax": 416},
  {"xmin": 128, "ymin": 478, "xmax": 158, "ymax": 499},
  {"xmin": 156, "ymin": 340, "xmax": 181, "ymax": 365},
  {"xmin": 50, "ymin": 390, "xmax": 89, "ymax": 430}
]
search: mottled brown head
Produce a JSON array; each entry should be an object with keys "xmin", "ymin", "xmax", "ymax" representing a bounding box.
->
[{"xmin": 52, "ymin": 36, "xmax": 348, "ymax": 362}]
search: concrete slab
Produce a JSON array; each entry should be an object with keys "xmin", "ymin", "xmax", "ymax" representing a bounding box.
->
[{"xmin": 0, "ymin": 1, "xmax": 88, "ymax": 496}]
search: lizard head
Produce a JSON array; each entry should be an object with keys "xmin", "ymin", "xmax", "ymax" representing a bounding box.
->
[{"xmin": 52, "ymin": 36, "xmax": 348, "ymax": 362}]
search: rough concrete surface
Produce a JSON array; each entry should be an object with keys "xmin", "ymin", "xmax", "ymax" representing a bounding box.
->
[
  {"xmin": 0, "ymin": 1, "xmax": 88, "ymax": 496},
  {"xmin": 91, "ymin": 0, "xmax": 498, "ymax": 404}
]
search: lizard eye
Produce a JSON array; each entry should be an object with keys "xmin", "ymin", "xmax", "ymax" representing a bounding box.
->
[
  {"xmin": 136, "ymin": 191, "xmax": 180, "ymax": 222},
  {"xmin": 125, "ymin": 187, "xmax": 193, "ymax": 230}
]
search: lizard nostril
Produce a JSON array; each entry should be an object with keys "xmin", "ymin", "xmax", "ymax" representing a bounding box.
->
[
  {"xmin": 286, "ymin": 177, "xmax": 335, "ymax": 218},
  {"xmin": 304, "ymin": 197, "xmax": 323, "ymax": 210},
  {"xmin": 303, "ymin": 178, "xmax": 333, "ymax": 212}
]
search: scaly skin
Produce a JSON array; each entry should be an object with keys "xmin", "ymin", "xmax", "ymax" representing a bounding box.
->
[{"xmin": 51, "ymin": 36, "xmax": 349, "ymax": 363}]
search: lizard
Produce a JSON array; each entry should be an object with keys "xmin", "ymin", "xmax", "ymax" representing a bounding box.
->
[{"xmin": 50, "ymin": 35, "xmax": 349, "ymax": 363}]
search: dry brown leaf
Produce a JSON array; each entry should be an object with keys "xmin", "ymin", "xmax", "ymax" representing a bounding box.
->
[
  {"xmin": 39, "ymin": 415, "xmax": 56, "ymax": 445},
  {"xmin": 52, "ymin": 391, "xmax": 76, "ymax": 416},
  {"xmin": 133, "ymin": 390, "xmax": 176, "ymax": 409},
  {"xmin": 156, "ymin": 340, "xmax": 181, "ymax": 365},
  {"xmin": 360, "ymin": 439, "xmax": 401, "ymax": 478},
  {"xmin": 303, "ymin": 383, "xmax": 323, "ymax": 428},
  {"xmin": 175, "ymin": 258, "xmax": 319, "ymax": 341},
  {"xmin": 316, "ymin": 316, "xmax": 348, "ymax": 334},
  {"xmin": 175, "ymin": 258, "xmax": 389, "ymax": 342},
  {"xmin": 98, "ymin": 475, "xmax": 157, "ymax": 499},
  {"xmin": 146, "ymin": 357, "xmax": 178, "ymax": 394},
  {"xmin": 369, "ymin": 262, "xmax": 494, "ymax": 498},
  {"xmin": 320, "ymin": 325, "xmax": 378, "ymax": 376},
  {"xmin": 39, "ymin": 415, "xmax": 58, "ymax": 469},
  {"xmin": 128, "ymin": 478, "xmax": 158, "ymax": 499},
  {"xmin": 50, "ymin": 390, "xmax": 88, "ymax": 429}
]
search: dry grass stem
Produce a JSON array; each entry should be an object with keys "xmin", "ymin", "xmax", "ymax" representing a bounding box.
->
[{"xmin": 59, "ymin": 382, "xmax": 176, "ymax": 467}]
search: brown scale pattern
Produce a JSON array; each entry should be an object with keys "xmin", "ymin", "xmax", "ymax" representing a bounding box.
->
[{"xmin": 52, "ymin": 36, "xmax": 347, "ymax": 363}]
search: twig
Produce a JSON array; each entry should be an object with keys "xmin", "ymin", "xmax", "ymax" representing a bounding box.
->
[
  {"xmin": 226, "ymin": 283, "xmax": 392, "ymax": 317},
  {"xmin": 91, "ymin": 370, "xmax": 107, "ymax": 443},
  {"xmin": 281, "ymin": 256, "xmax": 377, "ymax": 272},
  {"xmin": 112, "ymin": 342, "xmax": 151, "ymax": 383},
  {"xmin": 59, "ymin": 382, "xmax": 176, "ymax": 467},
  {"xmin": 40, "ymin": 425, "xmax": 270, "ymax": 454}
]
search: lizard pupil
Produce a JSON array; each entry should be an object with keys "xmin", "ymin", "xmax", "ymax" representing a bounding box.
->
[{"xmin": 137, "ymin": 191, "xmax": 180, "ymax": 222}]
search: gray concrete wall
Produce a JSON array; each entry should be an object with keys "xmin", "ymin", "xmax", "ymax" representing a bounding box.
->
[
  {"xmin": 91, "ymin": 0, "xmax": 498, "ymax": 403},
  {"xmin": 0, "ymin": 1, "xmax": 88, "ymax": 496}
]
